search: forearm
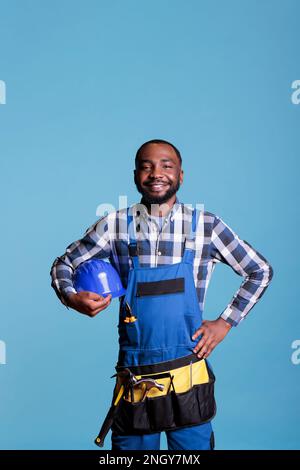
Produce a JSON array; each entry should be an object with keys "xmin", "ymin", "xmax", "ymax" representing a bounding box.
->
[
  {"xmin": 50, "ymin": 216, "xmax": 111, "ymax": 306},
  {"xmin": 50, "ymin": 256, "xmax": 77, "ymax": 306},
  {"xmin": 211, "ymin": 214, "xmax": 274, "ymax": 327},
  {"xmin": 220, "ymin": 261, "xmax": 274, "ymax": 326}
]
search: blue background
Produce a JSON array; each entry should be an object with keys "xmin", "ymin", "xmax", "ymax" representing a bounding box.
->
[{"xmin": 0, "ymin": 0, "xmax": 299, "ymax": 449}]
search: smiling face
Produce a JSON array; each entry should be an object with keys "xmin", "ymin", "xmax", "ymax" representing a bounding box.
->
[{"xmin": 134, "ymin": 143, "xmax": 184, "ymax": 206}]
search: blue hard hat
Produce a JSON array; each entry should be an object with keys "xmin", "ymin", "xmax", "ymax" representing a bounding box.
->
[{"xmin": 73, "ymin": 259, "xmax": 126, "ymax": 299}]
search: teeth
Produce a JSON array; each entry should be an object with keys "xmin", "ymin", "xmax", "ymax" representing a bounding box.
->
[{"xmin": 146, "ymin": 183, "xmax": 168, "ymax": 190}]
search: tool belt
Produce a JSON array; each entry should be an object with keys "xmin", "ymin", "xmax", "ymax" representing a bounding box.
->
[{"xmin": 110, "ymin": 354, "xmax": 216, "ymax": 435}]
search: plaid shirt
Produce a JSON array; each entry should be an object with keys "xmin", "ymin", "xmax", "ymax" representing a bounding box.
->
[{"xmin": 50, "ymin": 199, "xmax": 273, "ymax": 327}]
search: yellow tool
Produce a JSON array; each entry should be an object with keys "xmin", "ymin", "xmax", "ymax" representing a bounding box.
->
[
  {"xmin": 133, "ymin": 377, "xmax": 164, "ymax": 402},
  {"xmin": 124, "ymin": 316, "xmax": 137, "ymax": 323},
  {"xmin": 123, "ymin": 359, "xmax": 209, "ymax": 402},
  {"xmin": 123, "ymin": 301, "xmax": 137, "ymax": 323}
]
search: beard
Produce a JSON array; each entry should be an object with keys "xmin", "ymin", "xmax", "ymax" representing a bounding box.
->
[{"xmin": 135, "ymin": 176, "xmax": 181, "ymax": 205}]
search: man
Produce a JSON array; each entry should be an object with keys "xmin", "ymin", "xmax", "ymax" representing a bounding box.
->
[{"xmin": 50, "ymin": 139, "xmax": 273, "ymax": 450}]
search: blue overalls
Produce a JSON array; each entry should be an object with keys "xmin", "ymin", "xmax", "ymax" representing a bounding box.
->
[{"xmin": 111, "ymin": 207, "xmax": 215, "ymax": 450}]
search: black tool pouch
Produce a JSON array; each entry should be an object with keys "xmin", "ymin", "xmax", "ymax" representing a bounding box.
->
[{"xmin": 111, "ymin": 362, "xmax": 216, "ymax": 435}]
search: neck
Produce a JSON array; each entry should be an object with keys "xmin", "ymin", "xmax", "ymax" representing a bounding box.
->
[{"xmin": 141, "ymin": 194, "xmax": 177, "ymax": 217}]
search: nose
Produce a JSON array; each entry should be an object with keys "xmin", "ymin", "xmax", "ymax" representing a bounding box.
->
[{"xmin": 149, "ymin": 165, "xmax": 163, "ymax": 179}]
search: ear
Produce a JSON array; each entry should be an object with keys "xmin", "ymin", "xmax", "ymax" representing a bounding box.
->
[{"xmin": 180, "ymin": 169, "xmax": 184, "ymax": 185}]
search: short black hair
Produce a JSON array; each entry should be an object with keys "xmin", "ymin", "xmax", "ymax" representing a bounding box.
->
[{"xmin": 135, "ymin": 139, "xmax": 182, "ymax": 167}]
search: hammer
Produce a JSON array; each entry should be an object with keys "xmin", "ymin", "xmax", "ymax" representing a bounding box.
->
[{"xmin": 133, "ymin": 377, "xmax": 165, "ymax": 401}]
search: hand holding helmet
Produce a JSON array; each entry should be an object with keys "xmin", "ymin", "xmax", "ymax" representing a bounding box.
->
[
  {"xmin": 66, "ymin": 290, "xmax": 112, "ymax": 317},
  {"xmin": 66, "ymin": 258, "xmax": 125, "ymax": 317}
]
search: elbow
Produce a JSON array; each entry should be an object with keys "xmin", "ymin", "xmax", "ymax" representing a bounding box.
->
[
  {"xmin": 50, "ymin": 257, "xmax": 59, "ymax": 277},
  {"xmin": 263, "ymin": 261, "xmax": 274, "ymax": 286},
  {"xmin": 268, "ymin": 263, "xmax": 274, "ymax": 282},
  {"xmin": 249, "ymin": 260, "xmax": 274, "ymax": 287}
]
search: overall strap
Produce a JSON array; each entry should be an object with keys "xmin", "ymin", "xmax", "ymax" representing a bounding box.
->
[
  {"xmin": 183, "ymin": 208, "xmax": 199, "ymax": 263},
  {"xmin": 127, "ymin": 207, "xmax": 140, "ymax": 268}
]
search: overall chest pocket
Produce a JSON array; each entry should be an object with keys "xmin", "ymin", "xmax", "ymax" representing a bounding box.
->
[
  {"xmin": 136, "ymin": 278, "xmax": 185, "ymax": 297},
  {"xmin": 135, "ymin": 277, "xmax": 196, "ymax": 348}
]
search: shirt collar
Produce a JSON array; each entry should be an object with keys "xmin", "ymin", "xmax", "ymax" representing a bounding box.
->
[{"xmin": 136, "ymin": 196, "xmax": 181, "ymax": 222}]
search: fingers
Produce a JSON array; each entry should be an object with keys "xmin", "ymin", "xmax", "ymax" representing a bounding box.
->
[
  {"xmin": 78, "ymin": 291, "xmax": 103, "ymax": 301},
  {"xmin": 67, "ymin": 291, "xmax": 113, "ymax": 316},
  {"xmin": 192, "ymin": 326, "xmax": 205, "ymax": 341},
  {"xmin": 194, "ymin": 337, "xmax": 215, "ymax": 359},
  {"xmin": 192, "ymin": 322, "xmax": 216, "ymax": 359},
  {"xmin": 86, "ymin": 294, "xmax": 112, "ymax": 317},
  {"xmin": 74, "ymin": 292, "xmax": 112, "ymax": 317},
  {"xmin": 199, "ymin": 340, "xmax": 217, "ymax": 359},
  {"xmin": 193, "ymin": 333, "xmax": 209, "ymax": 357}
]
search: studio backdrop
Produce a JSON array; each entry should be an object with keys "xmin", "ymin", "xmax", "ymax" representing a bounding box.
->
[{"xmin": 0, "ymin": 0, "xmax": 299, "ymax": 450}]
